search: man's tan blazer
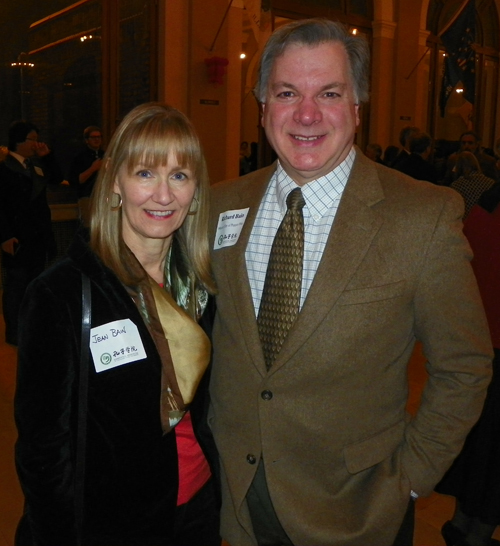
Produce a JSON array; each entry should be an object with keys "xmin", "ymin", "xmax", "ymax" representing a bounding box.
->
[{"xmin": 208, "ymin": 149, "xmax": 492, "ymax": 546}]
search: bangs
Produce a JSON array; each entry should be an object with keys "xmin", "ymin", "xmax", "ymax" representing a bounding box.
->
[{"xmin": 121, "ymin": 112, "xmax": 202, "ymax": 177}]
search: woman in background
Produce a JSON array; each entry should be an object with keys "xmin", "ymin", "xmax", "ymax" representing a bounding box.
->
[
  {"xmin": 437, "ymin": 183, "xmax": 500, "ymax": 546},
  {"xmin": 14, "ymin": 103, "xmax": 220, "ymax": 546}
]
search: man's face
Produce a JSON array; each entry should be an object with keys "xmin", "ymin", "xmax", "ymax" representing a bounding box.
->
[
  {"xmin": 261, "ymin": 41, "xmax": 360, "ymax": 186},
  {"xmin": 86, "ymin": 132, "xmax": 102, "ymax": 151},
  {"xmin": 15, "ymin": 130, "xmax": 38, "ymax": 159},
  {"xmin": 460, "ymin": 135, "xmax": 479, "ymax": 154}
]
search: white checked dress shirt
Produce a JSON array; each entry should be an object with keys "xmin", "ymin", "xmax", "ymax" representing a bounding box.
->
[{"xmin": 246, "ymin": 147, "xmax": 356, "ymax": 317}]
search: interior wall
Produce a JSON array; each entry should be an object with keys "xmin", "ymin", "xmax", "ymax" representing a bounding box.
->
[{"xmin": 158, "ymin": 0, "xmax": 243, "ymax": 183}]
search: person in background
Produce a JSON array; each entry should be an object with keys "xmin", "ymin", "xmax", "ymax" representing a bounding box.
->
[
  {"xmin": 0, "ymin": 121, "xmax": 62, "ymax": 346},
  {"xmin": 240, "ymin": 141, "xmax": 251, "ymax": 175},
  {"xmin": 494, "ymin": 137, "xmax": 500, "ymax": 172},
  {"xmin": 365, "ymin": 142, "xmax": 383, "ymax": 164},
  {"xmin": 382, "ymin": 144, "xmax": 400, "ymax": 167},
  {"xmin": 444, "ymin": 132, "xmax": 498, "ymax": 185},
  {"xmin": 449, "ymin": 151, "xmax": 496, "ymax": 219},
  {"xmin": 14, "ymin": 103, "xmax": 220, "ymax": 546},
  {"xmin": 68, "ymin": 125, "xmax": 105, "ymax": 226},
  {"xmin": 208, "ymin": 18, "xmax": 492, "ymax": 546},
  {"xmin": 393, "ymin": 131, "xmax": 439, "ymax": 183},
  {"xmin": 391, "ymin": 125, "xmax": 419, "ymax": 169},
  {"xmin": 436, "ymin": 182, "xmax": 500, "ymax": 546}
]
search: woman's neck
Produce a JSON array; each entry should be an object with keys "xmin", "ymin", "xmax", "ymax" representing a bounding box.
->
[{"xmin": 124, "ymin": 235, "xmax": 171, "ymax": 284}]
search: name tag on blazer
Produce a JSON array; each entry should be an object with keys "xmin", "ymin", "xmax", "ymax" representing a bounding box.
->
[
  {"xmin": 214, "ymin": 208, "xmax": 249, "ymax": 249},
  {"xmin": 90, "ymin": 319, "xmax": 147, "ymax": 373}
]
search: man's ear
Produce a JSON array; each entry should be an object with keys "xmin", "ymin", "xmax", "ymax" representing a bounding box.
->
[
  {"xmin": 354, "ymin": 103, "xmax": 360, "ymax": 127},
  {"xmin": 260, "ymin": 102, "xmax": 266, "ymax": 127}
]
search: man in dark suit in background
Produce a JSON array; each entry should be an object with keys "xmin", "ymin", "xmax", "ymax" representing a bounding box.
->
[
  {"xmin": 68, "ymin": 125, "xmax": 104, "ymax": 226},
  {"xmin": 390, "ymin": 125, "xmax": 419, "ymax": 169},
  {"xmin": 394, "ymin": 131, "xmax": 439, "ymax": 183},
  {"xmin": 0, "ymin": 121, "xmax": 62, "ymax": 345},
  {"xmin": 209, "ymin": 18, "xmax": 492, "ymax": 546}
]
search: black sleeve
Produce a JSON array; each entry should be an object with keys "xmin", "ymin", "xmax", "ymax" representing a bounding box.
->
[{"xmin": 14, "ymin": 277, "xmax": 80, "ymax": 546}]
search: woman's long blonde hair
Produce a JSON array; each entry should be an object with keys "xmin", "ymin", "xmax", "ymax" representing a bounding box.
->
[{"xmin": 90, "ymin": 102, "xmax": 216, "ymax": 315}]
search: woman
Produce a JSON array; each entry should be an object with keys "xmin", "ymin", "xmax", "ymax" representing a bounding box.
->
[
  {"xmin": 450, "ymin": 151, "xmax": 496, "ymax": 219},
  {"xmin": 436, "ymin": 183, "xmax": 500, "ymax": 546},
  {"xmin": 14, "ymin": 103, "xmax": 220, "ymax": 546}
]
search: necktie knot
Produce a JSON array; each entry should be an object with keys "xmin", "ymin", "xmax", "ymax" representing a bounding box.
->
[{"xmin": 286, "ymin": 188, "xmax": 305, "ymax": 212}]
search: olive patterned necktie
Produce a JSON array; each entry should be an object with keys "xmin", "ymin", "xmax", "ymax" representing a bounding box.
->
[{"xmin": 258, "ymin": 187, "xmax": 306, "ymax": 370}]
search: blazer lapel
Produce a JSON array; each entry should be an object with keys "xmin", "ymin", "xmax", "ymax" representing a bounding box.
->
[
  {"xmin": 270, "ymin": 151, "xmax": 386, "ymax": 370},
  {"xmin": 215, "ymin": 164, "xmax": 276, "ymax": 375}
]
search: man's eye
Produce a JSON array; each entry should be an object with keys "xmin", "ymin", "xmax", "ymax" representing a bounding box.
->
[
  {"xmin": 323, "ymin": 92, "xmax": 340, "ymax": 98},
  {"xmin": 277, "ymin": 91, "xmax": 294, "ymax": 98}
]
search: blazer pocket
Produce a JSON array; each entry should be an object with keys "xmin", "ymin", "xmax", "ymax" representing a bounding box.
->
[
  {"xmin": 338, "ymin": 280, "xmax": 406, "ymax": 306},
  {"xmin": 343, "ymin": 420, "xmax": 406, "ymax": 474}
]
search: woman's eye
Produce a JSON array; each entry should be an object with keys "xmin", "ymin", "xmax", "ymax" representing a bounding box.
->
[
  {"xmin": 171, "ymin": 172, "xmax": 188, "ymax": 181},
  {"xmin": 136, "ymin": 169, "xmax": 152, "ymax": 178}
]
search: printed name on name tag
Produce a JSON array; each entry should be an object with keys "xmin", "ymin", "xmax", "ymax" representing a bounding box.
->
[
  {"xmin": 90, "ymin": 319, "xmax": 147, "ymax": 373},
  {"xmin": 214, "ymin": 208, "xmax": 249, "ymax": 249}
]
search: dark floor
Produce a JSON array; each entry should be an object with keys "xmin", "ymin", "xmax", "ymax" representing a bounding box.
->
[{"xmin": 0, "ymin": 311, "xmax": 497, "ymax": 546}]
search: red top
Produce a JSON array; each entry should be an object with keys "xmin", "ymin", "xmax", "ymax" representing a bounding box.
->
[
  {"xmin": 464, "ymin": 204, "xmax": 500, "ymax": 347},
  {"xmin": 176, "ymin": 411, "xmax": 211, "ymax": 505}
]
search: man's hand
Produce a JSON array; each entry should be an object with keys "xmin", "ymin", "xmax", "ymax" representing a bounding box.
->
[
  {"xmin": 33, "ymin": 142, "xmax": 51, "ymax": 157},
  {"xmin": 91, "ymin": 158, "xmax": 103, "ymax": 172},
  {"xmin": 1, "ymin": 237, "xmax": 19, "ymax": 255}
]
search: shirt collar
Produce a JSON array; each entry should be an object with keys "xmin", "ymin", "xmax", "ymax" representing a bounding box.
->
[
  {"xmin": 9, "ymin": 151, "xmax": 28, "ymax": 166},
  {"xmin": 273, "ymin": 146, "xmax": 356, "ymax": 217}
]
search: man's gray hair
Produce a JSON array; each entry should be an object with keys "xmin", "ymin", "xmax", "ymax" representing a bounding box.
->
[{"xmin": 254, "ymin": 18, "xmax": 370, "ymax": 105}]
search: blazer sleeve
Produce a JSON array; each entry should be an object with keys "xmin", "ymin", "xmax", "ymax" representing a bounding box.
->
[
  {"xmin": 401, "ymin": 189, "xmax": 493, "ymax": 496},
  {"xmin": 15, "ymin": 276, "xmax": 80, "ymax": 546}
]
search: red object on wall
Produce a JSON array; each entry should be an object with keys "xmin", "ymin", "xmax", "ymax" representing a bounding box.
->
[{"xmin": 204, "ymin": 56, "xmax": 229, "ymax": 85}]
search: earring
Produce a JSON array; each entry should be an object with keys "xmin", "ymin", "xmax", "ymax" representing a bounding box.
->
[
  {"xmin": 107, "ymin": 193, "xmax": 122, "ymax": 211},
  {"xmin": 187, "ymin": 195, "xmax": 199, "ymax": 215}
]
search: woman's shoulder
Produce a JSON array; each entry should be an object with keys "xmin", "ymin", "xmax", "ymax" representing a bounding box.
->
[{"xmin": 29, "ymin": 257, "xmax": 82, "ymax": 298}]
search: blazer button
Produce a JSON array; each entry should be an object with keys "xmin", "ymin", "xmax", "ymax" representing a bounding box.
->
[
  {"xmin": 261, "ymin": 390, "xmax": 273, "ymax": 400},
  {"xmin": 246, "ymin": 454, "xmax": 256, "ymax": 465}
]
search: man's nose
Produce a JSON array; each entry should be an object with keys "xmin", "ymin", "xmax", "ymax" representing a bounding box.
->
[{"xmin": 294, "ymin": 98, "xmax": 322, "ymax": 126}]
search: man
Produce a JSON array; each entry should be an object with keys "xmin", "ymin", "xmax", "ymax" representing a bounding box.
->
[
  {"xmin": 394, "ymin": 131, "xmax": 439, "ymax": 183},
  {"xmin": 390, "ymin": 125, "xmax": 419, "ymax": 169},
  {"xmin": 0, "ymin": 121, "xmax": 62, "ymax": 345},
  {"xmin": 68, "ymin": 125, "xmax": 104, "ymax": 225},
  {"xmin": 443, "ymin": 131, "xmax": 498, "ymax": 185},
  {"xmin": 209, "ymin": 19, "xmax": 492, "ymax": 546}
]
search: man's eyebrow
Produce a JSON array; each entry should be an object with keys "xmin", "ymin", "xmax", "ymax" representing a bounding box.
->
[{"xmin": 270, "ymin": 81, "xmax": 347, "ymax": 92}]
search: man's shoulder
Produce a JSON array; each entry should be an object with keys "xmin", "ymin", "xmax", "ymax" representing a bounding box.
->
[
  {"xmin": 212, "ymin": 164, "xmax": 275, "ymax": 196},
  {"xmin": 0, "ymin": 155, "xmax": 23, "ymax": 178},
  {"xmin": 374, "ymin": 159, "xmax": 457, "ymax": 202},
  {"xmin": 479, "ymin": 151, "xmax": 496, "ymax": 165}
]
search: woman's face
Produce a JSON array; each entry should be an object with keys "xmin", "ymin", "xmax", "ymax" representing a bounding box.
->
[{"xmin": 113, "ymin": 154, "xmax": 197, "ymax": 253}]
